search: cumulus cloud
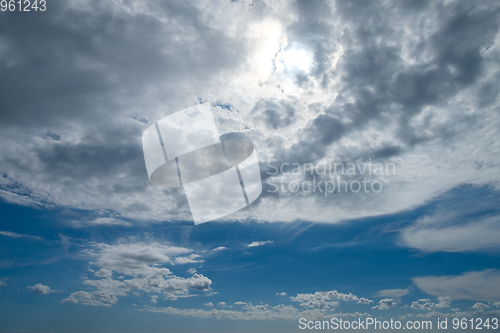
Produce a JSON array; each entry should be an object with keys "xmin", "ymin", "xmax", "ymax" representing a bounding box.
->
[
  {"xmin": 63, "ymin": 241, "xmax": 212, "ymax": 306},
  {"xmin": 28, "ymin": 284, "xmax": 52, "ymax": 294},
  {"xmin": 147, "ymin": 304, "xmax": 371, "ymax": 321},
  {"xmin": 411, "ymin": 296, "xmax": 451, "ymax": 311},
  {"xmin": 471, "ymin": 302, "xmax": 489, "ymax": 310},
  {"xmin": 372, "ymin": 298, "xmax": 396, "ymax": 310},
  {"xmin": 291, "ymin": 290, "xmax": 359, "ymax": 309},
  {"xmin": 357, "ymin": 297, "xmax": 374, "ymax": 305},
  {"xmin": 413, "ymin": 270, "xmax": 500, "ymax": 302}
]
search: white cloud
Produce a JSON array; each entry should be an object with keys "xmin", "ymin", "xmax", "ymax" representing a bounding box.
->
[
  {"xmin": 147, "ymin": 304, "xmax": 372, "ymax": 321},
  {"xmin": 218, "ymin": 302, "xmax": 226, "ymax": 308},
  {"xmin": 413, "ymin": 270, "xmax": 500, "ymax": 302},
  {"xmin": 247, "ymin": 240, "xmax": 274, "ymax": 247},
  {"xmin": 411, "ymin": 296, "xmax": 451, "ymax": 310},
  {"xmin": 471, "ymin": 302, "xmax": 489, "ymax": 310},
  {"xmin": 372, "ymin": 298, "xmax": 396, "ymax": 310},
  {"xmin": 0, "ymin": 231, "xmax": 42, "ymax": 241},
  {"xmin": 28, "ymin": 284, "xmax": 52, "ymax": 294},
  {"xmin": 291, "ymin": 290, "xmax": 358, "ymax": 309},
  {"xmin": 375, "ymin": 288, "xmax": 409, "ymax": 303},
  {"xmin": 187, "ymin": 268, "xmax": 197, "ymax": 274},
  {"xmin": 212, "ymin": 247, "xmax": 227, "ymax": 252},
  {"xmin": 69, "ymin": 217, "xmax": 132, "ymax": 228},
  {"xmin": 357, "ymin": 297, "xmax": 374, "ymax": 305},
  {"xmin": 204, "ymin": 302, "xmax": 213, "ymax": 307},
  {"xmin": 276, "ymin": 292, "xmax": 287, "ymax": 296},
  {"xmin": 63, "ymin": 241, "xmax": 212, "ymax": 306},
  {"xmin": 150, "ymin": 295, "xmax": 158, "ymax": 304},
  {"xmin": 401, "ymin": 213, "xmax": 500, "ymax": 252}
]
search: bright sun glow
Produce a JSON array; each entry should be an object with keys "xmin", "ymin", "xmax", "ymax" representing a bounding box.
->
[{"xmin": 281, "ymin": 48, "xmax": 314, "ymax": 72}]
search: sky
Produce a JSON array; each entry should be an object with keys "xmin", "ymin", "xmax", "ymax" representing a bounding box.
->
[{"xmin": 0, "ymin": 0, "xmax": 500, "ymax": 332}]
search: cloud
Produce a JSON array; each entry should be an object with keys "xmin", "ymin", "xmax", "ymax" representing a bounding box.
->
[
  {"xmin": 212, "ymin": 247, "xmax": 227, "ymax": 252},
  {"xmin": 28, "ymin": 284, "xmax": 52, "ymax": 294},
  {"xmin": 375, "ymin": 288, "xmax": 409, "ymax": 303},
  {"xmin": 0, "ymin": 0, "xmax": 497, "ymax": 227},
  {"xmin": 276, "ymin": 292, "xmax": 287, "ymax": 296},
  {"xmin": 69, "ymin": 218, "xmax": 132, "ymax": 228},
  {"xmin": 147, "ymin": 304, "xmax": 372, "ymax": 321},
  {"xmin": 63, "ymin": 241, "xmax": 212, "ymax": 306},
  {"xmin": 291, "ymin": 290, "xmax": 359, "ymax": 309},
  {"xmin": 472, "ymin": 302, "xmax": 489, "ymax": 310},
  {"xmin": 357, "ymin": 297, "xmax": 374, "ymax": 305},
  {"xmin": 218, "ymin": 302, "xmax": 226, "ymax": 308},
  {"xmin": 372, "ymin": 298, "xmax": 396, "ymax": 310},
  {"xmin": 413, "ymin": 270, "xmax": 500, "ymax": 302},
  {"xmin": 401, "ymin": 212, "xmax": 500, "ymax": 253},
  {"xmin": 0, "ymin": 231, "xmax": 42, "ymax": 241},
  {"xmin": 247, "ymin": 240, "xmax": 274, "ymax": 247},
  {"xmin": 204, "ymin": 302, "xmax": 213, "ymax": 307},
  {"xmin": 411, "ymin": 296, "xmax": 451, "ymax": 310}
]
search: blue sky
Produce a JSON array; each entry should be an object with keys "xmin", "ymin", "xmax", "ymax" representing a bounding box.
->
[{"xmin": 1, "ymin": 0, "xmax": 500, "ymax": 332}]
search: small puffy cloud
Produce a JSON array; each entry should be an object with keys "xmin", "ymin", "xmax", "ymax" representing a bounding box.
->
[
  {"xmin": 218, "ymin": 302, "xmax": 226, "ymax": 308},
  {"xmin": 187, "ymin": 268, "xmax": 197, "ymax": 274},
  {"xmin": 247, "ymin": 240, "xmax": 274, "ymax": 247},
  {"xmin": 0, "ymin": 279, "xmax": 6, "ymax": 286},
  {"xmin": 357, "ymin": 297, "xmax": 374, "ymax": 305},
  {"xmin": 204, "ymin": 302, "xmax": 213, "ymax": 307},
  {"xmin": 492, "ymin": 301, "xmax": 500, "ymax": 307},
  {"xmin": 28, "ymin": 284, "xmax": 51, "ymax": 294},
  {"xmin": 234, "ymin": 302, "xmax": 247, "ymax": 306},
  {"xmin": 411, "ymin": 296, "xmax": 451, "ymax": 310},
  {"xmin": 472, "ymin": 302, "xmax": 490, "ymax": 310},
  {"xmin": 276, "ymin": 292, "xmax": 287, "ymax": 296},
  {"xmin": 291, "ymin": 290, "xmax": 358, "ymax": 309},
  {"xmin": 212, "ymin": 247, "xmax": 227, "ymax": 252},
  {"xmin": 151, "ymin": 295, "xmax": 158, "ymax": 304},
  {"xmin": 373, "ymin": 298, "xmax": 396, "ymax": 310},
  {"xmin": 64, "ymin": 241, "xmax": 212, "ymax": 306},
  {"xmin": 413, "ymin": 270, "xmax": 500, "ymax": 302}
]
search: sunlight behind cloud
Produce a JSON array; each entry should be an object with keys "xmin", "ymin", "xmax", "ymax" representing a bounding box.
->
[{"xmin": 280, "ymin": 48, "xmax": 314, "ymax": 72}]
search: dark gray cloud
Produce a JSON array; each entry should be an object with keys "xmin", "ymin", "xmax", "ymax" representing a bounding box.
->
[{"xmin": 0, "ymin": 0, "xmax": 499, "ymax": 224}]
